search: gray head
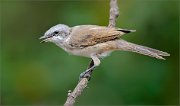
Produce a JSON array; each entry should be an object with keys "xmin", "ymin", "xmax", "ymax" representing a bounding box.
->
[{"xmin": 40, "ymin": 24, "xmax": 71, "ymax": 43}]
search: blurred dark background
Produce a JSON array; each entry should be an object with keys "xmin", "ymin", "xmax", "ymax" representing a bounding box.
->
[{"xmin": 1, "ymin": 0, "xmax": 179, "ymax": 105}]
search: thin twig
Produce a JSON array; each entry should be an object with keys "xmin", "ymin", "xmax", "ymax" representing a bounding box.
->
[
  {"xmin": 64, "ymin": 0, "xmax": 119, "ymax": 106},
  {"xmin": 64, "ymin": 78, "xmax": 88, "ymax": 106},
  {"xmin": 108, "ymin": 0, "xmax": 119, "ymax": 28},
  {"xmin": 64, "ymin": 60, "xmax": 93, "ymax": 106}
]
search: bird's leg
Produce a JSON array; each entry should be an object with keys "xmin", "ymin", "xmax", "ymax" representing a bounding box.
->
[
  {"xmin": 79, "ymin": 64, "xmax": 95, "ymax": 80},
  {"xmin": 79, "ymin": 56, "xmax": 100, "ymax": 80}
]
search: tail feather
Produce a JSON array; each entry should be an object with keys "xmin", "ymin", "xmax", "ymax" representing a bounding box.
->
[{"xmin": 116, "ymin": 39, "xmax": 170, "ymax": 60}]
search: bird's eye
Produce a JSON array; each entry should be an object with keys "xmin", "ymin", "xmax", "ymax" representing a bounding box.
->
[{"xmin": 54, "ymin": 31, "xmax": 59, "ymax": 34}]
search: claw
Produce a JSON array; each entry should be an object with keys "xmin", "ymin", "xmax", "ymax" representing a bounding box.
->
[{"xmin": 79, "ymin": 70, "xmax": 91, "ymax": 81}]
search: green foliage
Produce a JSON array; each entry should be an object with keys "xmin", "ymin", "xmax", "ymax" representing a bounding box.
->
[{"xmin": 1, "ymin": 0, "xmax": 179, "ymax": 105}]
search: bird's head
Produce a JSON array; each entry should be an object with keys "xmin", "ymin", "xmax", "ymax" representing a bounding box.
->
[{"xmin": 40, "ymin": 24, "xmax": 71, "ymax": 44}]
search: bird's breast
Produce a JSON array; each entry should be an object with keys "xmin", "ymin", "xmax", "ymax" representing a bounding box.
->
[{"xmin": 63, "ymin": 41, "xmax": 115, "ymax": 58}]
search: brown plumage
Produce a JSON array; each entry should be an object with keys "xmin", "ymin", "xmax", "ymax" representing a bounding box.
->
[
  {"xmin": 66, "ymin": 25, "xmax": 169, "ymax": 60},
  {"xmin": 68, "ymin": 25, "xmax": 135, "ymax": 48},
  {"xmin": 115, "ymin": 39, "xmax": 170, "ymax": 60}
]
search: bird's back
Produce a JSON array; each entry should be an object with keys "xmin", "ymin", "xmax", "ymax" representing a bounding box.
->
[{"xmin": 68, "ymin": 25, "xmax": 129, "ymax": 48}]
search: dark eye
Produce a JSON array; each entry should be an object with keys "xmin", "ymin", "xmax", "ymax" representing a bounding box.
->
[{"xmin": 54, "ymin": 31, "xmax": 59, "ymax": 34}]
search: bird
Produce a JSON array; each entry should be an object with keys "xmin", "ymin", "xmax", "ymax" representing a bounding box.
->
[{"xmin": 39, "ymin": 24, "xmax": 170, "ymax": 78}]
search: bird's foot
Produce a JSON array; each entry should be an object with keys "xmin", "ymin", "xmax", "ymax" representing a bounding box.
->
[{"xmin": 79, "ymin": 69, "xmax": 92, "ymax": 81}]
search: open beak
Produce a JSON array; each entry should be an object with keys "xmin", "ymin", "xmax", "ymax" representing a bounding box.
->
[
  {"xmin": 39, "ymin": 34, "xmax": 54, "ymax": 43},
  {"xmin": 39, "ymin": 36, "xmax": 48, "ymax": 43}
]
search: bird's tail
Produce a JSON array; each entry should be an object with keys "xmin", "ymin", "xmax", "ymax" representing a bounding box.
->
[{"xmin": 116, "ymin": 39, "xmax": 170, "ymax": 60}]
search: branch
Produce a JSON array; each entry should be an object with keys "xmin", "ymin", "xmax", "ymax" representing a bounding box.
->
[
  {"xmin": 108, "ymin": 0, "xmax": 119, "ymax": 28},
  {"xmin": 64, "ymin": 0, "xmax": 119, "ymax": 105},
  {"xmin": 64, "ymin": 78, "xmax": 88, "ymax": 106},
  {"xmin": 64, "ymin": 60, "xmax": 93, "ymax": 106}
]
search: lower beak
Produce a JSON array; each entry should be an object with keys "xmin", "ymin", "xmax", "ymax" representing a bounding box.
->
[
  {"xmin": 40, "ymin": 40, "xmax": 45, "ymax": 43},
  {"xmin": 39, "ymin": 36, "xmax": 47, "ymax": 43}
]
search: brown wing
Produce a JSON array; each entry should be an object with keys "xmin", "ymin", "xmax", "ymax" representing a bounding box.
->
[{"xmin": 68, "ymin": 25, "xmax": 125, "ymax": 48}]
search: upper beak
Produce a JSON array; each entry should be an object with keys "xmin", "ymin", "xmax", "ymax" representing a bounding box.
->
[{"xmin": 39, "ymin": 35, "xmax": 47, "ymax": 40}]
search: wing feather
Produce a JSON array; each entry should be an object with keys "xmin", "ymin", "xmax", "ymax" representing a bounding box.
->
[{"xmin": 67, "ymin": 25, "xmax": 125, "ymax": 48}]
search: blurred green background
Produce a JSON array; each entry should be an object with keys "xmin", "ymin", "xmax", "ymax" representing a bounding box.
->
[{"xmin": 1, "ymin": 0, "xmax": 179, "ymax": 105}]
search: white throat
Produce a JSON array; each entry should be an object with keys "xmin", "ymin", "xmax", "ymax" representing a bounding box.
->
[{"xmin": 50, "ymin": 36, "xmax": 65, "ymax": 47}]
